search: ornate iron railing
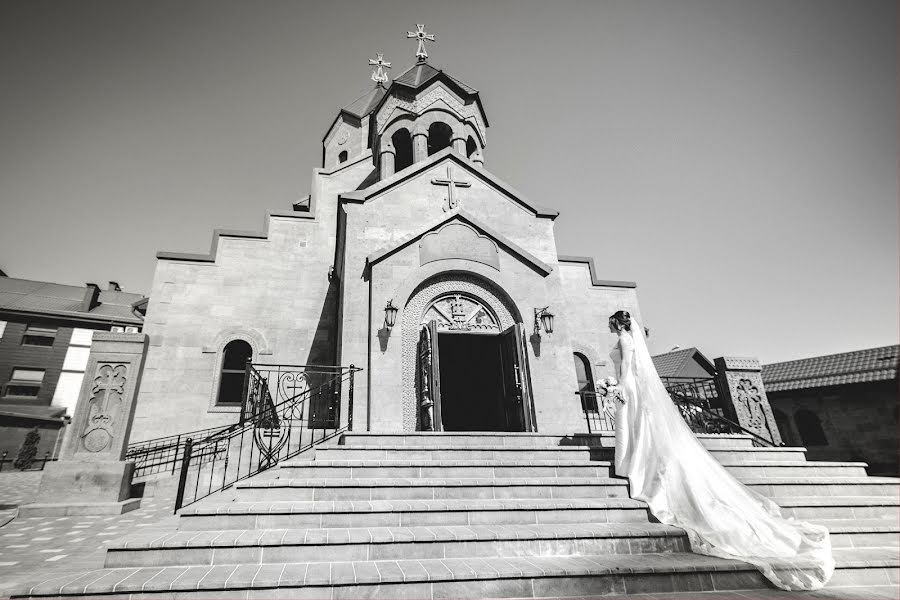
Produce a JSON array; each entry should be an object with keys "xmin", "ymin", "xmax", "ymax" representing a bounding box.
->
[
  {"xmin": 125, "ymin": 425, "xmax": 231, "ymax": 478},
  {"xmin": 173, "ymin": 364, "xmax": 360, "ymax": 512},
  {"xmin": 579, "ymin": 376, "xmax": 778, "ymax": 447}
]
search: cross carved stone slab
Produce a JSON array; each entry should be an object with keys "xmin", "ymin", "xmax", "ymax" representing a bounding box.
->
[{"xmin": 431, "ymin": 166, "xmax": 471, "ymax": 212}]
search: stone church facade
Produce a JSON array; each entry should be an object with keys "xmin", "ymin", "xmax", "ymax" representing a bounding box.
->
[{"xmin": 131, "ymin": 52, "xmax": 643, "ymax": 441}]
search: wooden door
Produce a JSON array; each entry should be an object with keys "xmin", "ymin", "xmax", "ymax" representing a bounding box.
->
[
  {"xmin": 417, "ymin": 321, "xmax": 443, "ymax": 431},
  {"xmin": 499, "ymin": 324, "xmax": 532, "ymax": 432}
]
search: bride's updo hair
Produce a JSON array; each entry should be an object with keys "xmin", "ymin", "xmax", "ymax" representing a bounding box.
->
[{"xmin": 609, "ymin": 310, "xmax": 632, "ymax": 332}]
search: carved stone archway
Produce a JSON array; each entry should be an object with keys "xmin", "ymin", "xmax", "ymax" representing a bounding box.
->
[{"xmin": 401, "ymin": 273, "xmax": 517, "ymax": 431}]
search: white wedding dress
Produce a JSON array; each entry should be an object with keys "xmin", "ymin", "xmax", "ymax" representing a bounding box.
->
[{"xmin": 611, "ymin": 322, "xmax": 834, "ymax": 591}]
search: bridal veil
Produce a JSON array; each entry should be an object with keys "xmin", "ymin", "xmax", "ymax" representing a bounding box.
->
[{"xmin": 614, "ymin": 320, "xmax": 835, "ymax": 590}]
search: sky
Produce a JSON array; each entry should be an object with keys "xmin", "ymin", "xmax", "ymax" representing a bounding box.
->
[{"xmin": 0, "ymin": 0, "xmax": 896, "ymax": 364}]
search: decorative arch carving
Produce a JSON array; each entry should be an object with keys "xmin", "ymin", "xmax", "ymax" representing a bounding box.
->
[{"xmin": 401, "ymin": 273, "xmax": 517, "ymax": 431}]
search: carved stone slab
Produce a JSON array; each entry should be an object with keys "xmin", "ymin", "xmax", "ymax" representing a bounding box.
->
[
  {"xmin": 62, "ymin": 333, "xmax": 150, "ymax": 462},
  {"xmin": 714, "ymin": 356, "xmax": 783, "ymax": 445},
  {"xmin": 419, "ymin": 222, "xmax": 500, "ymax": 270}
]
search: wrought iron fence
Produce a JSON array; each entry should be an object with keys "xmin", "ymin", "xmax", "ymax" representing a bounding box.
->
[
  {"xmin": 580, "ymin": 376, "xmax": 777, "ymax": 447},
  {"xmin": 125, "ymin": 425, "xmax": 231, "ymax": 478},
  {"xmin": 174, "ymin": 364, "xmax": 360, "ymax": 512}
]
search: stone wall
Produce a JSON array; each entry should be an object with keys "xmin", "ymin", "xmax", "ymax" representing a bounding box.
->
[{"xmin": 131, "ymin": 157, "xmax": 375, "ymax": 441}]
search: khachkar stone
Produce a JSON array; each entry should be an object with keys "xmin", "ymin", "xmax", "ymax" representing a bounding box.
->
[
  {"xmin": 714, "ymin": 356, "xmax": 783, "ymax": 446},
  {"xmin": 21, "ymin": 333, "xmax": 149, "ymax": 516}
]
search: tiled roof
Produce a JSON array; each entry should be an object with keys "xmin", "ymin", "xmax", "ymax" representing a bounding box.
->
[
  {"xmin": 762, "ymin": 345, "xmax": 899, "ymax": 392},
  {"xmin": 0, "ymin": 277, "xmax": 145, "ymax": 324},
  {"xmin": 392, "ymin": 62, "xmax": 479, "ymax": 95},
  {"xmin": 651, "ymin": 347, "xmax": 715, "ymax": 379},
  {"xmin": 342, "ymin": 85, "xmax": 387, "ymax": 118}
]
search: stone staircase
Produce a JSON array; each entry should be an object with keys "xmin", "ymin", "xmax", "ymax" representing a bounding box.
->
[{"xmin": 13, "ymin": 432, "xmax": 899, "ymax": 598}]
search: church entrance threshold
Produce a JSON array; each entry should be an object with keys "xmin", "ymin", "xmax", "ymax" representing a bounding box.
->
[
  {"xmin": 417, "ymin": 321, "xmax": 533, "ymax": 433},
  {"xmin": 438, "ymin": 333, "xmax": 506, "ymax": 431}
]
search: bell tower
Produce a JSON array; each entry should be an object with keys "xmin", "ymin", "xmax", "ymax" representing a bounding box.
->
[{"xmin": 322, "ymin": 25, "xmax": 489, "ymax": 181}]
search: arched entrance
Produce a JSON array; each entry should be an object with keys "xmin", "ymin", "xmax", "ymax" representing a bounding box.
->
[{"xmin": 401, "ymin": 274, "xmax": 534, "ymax": 432}]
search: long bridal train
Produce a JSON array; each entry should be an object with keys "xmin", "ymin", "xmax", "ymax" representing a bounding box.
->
[{"xmin": 613, "ymin": 320, "xmax": 835, "ymax": 591}]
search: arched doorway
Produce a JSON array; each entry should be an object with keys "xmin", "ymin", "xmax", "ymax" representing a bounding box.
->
[{"xmin": 402, "ymin": 274, "xmax": 533, "ymax": 432}]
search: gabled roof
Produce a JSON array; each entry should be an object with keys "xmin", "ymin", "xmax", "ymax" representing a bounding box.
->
[
  {"xmin": 392, "ymin": 62, "xmax": 479, "ymax": 95},
  {"xmin": 374, "ymin": 61, "xmax": 489, "ymax": 127},
  {"xmin": 762, "ymin": 344, "xmax": 899, "ymax": 393},
  {"xmin": 366, "ymin": 209, "xmax": 552, "ymax": 277},
  {"xmin": 0, "ymin": 276, "xmax": 145, "ymax": 325},
  {"xmin": 651, "ymin": 347, "xmax": 716, "ymax": 379},
  {"xmin": 341, "ymin": 85, "xmax": 388, "ymax": 119},
  {"xmin": 339, "ymin": 148, "xmax": 558, "ymax": 219}
]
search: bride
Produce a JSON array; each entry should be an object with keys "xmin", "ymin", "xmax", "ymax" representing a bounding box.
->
[{"xmin": 608, "ymin": 310, "xmax": 834, "ymax": 591}]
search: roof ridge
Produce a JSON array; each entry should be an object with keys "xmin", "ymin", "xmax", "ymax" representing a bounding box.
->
[{"xmin": 764, "ymin": 344, "xmax": 899, "ymax": 367}]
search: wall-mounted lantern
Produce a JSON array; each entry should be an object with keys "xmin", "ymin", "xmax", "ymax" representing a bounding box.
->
[
  {"xmin": 534, "ymin": 307, "xmax": 554, "ymax": 336},
  {"xmin": 384, "ymin": 300, "xmax": 399, "ymax": 328}
]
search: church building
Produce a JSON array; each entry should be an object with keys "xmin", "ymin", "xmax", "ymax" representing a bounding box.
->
[{"xmin": 131, "ymin": 29, "xmax": 643, "ymax": 441}]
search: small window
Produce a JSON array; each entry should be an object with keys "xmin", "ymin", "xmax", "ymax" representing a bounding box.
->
[
  {"xmin": 338, "ymin": 150, "xmax": 348, "ymax": 164},
  {"xmin": 794, "ymin": 409, "xmax": 828, "ymax": 446},
  {"xmin": 573, "ymin": 353, "xmax": 597, "ymax": 411},
  {"xmin": 4, "ymin": 368, "xmax": 45, "ymax": 398},
  {"xmin": 216, "ymin": 340, "xmax": 252, "ymax": 405},
  {"xmin": 22, "ymin": 325, "xmax": 56, "ymax": 347}
]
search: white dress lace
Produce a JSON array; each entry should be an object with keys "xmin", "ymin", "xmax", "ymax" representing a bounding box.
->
[{"xmin": 611, "ymin": 323, "xmax": 834, "ymax": 591}]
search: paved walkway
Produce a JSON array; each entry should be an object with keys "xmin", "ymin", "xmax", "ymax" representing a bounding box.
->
[{"xmin": 0, "ymin": 472, "xmax": 178, "ymax": 598}]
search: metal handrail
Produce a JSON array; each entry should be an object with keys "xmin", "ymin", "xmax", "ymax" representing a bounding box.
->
[
  {"xmin": 173, "ymin": 364, "xmax": 360, "ymax": 512},
  {"xmin": 125, "ymin": 424, "xmax": 232, "ymax": 478}
]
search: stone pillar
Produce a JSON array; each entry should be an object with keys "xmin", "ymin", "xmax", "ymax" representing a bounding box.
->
[
  {"xmin": 472, "ymin": 149, "xmax": 485, "ymax": 168},
  {"xmin": 412, "ymin": 132, "xmax": 428, "ymax": 163},
  {"xmin": 21, "ymin": 333, "xmax": 149, "ymax": 516},
  {"xmin": 452, "ymin": 136, "xmax": 466, "ymax": 155},
  {"xmin": 380, "ymin": 146, "xmax": 395, "ymax": 180},
  {"xmin": 714, "ymin": 356, "xmax": 783, "ymax": 445}
]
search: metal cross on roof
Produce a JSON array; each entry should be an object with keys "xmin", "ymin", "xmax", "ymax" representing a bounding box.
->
[
  {"xmin": 369, "ymin": 53, "xmax": 391, "ymax": 86},
  {"xmin": 431, "ymin": 166, "xmax": 471, "ymax": 212},
  {"xmin": 407, "ymin": 24, "xmax": 435, "ymax": 61}
]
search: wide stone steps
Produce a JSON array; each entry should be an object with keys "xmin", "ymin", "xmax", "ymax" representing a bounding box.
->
[
  {"xmin": 273, "ymin": 459, "xmax": 611, "ymax": 479},
  {"xmin": 18, "ymin": 548, "xmax": 898, "ymax": 599},
  {"xmin": 104, "ymin": 522, "xmax": 689, "ymax": 567},
  {"xmin": 743, "ymin": 476, "xmax": 900, "ymax": 498},
  {"xmin": 177, "ymin": 497, "xmax": 652, "ymax": 530},
  {"xmin": 817, "ymin": 519, "xmax": 900, "ymax": 548},
  {"xmin": 310, "ymin": 445, "xmax": 592, "ymax": 461},
  {"xmin": 769, "ymin": 495, "xmax": 900, "ymax": 520},
  {"xmin": 232, "ymin": 476, "xmax": 628, "ymax": 501},
  {"xmin": 10, "ymin": 431, "xmax": 900, "ymax": 599}
]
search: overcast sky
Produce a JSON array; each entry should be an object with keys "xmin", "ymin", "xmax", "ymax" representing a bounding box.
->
[{"xmin": 0, "ymin": 0, "xmax": 896, "ymax": 363}]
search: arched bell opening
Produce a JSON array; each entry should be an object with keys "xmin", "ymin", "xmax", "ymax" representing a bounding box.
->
[
  {"xmin": 392, "ymin": 128, "xmax": 413, "ymax": 172},
  {"xmin": 427, "ymin": 122, "xmax": 453, "ymax": 156}
]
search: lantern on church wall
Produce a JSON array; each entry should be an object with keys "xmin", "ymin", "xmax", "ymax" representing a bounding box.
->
[
  {"xmin": 384, "ymin": 300, "xmax": 399, "ymax": 328},
  {"xmin": 534, "ymin": 307, "xmax": 555, "ymax": 335}
]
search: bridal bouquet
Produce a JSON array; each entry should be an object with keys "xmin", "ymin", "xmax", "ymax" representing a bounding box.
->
[{"xmin": 596, "ymin": 376, "xmax": 626, "ymax": 405}]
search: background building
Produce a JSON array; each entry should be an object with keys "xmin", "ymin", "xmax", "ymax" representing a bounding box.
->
[
  {"xmin": 0, "ymin": 272, "xmax": 145, "ymax": 459},
  {"xmin": 762, "ymin": 345, "xmax": 899, "ymax": 475}
]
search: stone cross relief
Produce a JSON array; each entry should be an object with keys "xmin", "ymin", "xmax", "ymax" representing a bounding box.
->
[
  {"xmin": 431, "ymin": 166, "xmax": 471, "ymax": 212},
  {"xmin": 81, "ymin": 363, "xmax": 128, "ymax": 453}
]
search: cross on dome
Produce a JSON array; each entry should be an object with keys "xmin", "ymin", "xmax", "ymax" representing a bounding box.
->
[
  {"xmin": 369, "ymin": 53, "xmax": 392, "ymax": 86},
  {"xmin": 407, "ymin": 24, "xmax": 435, "ymax": 61}
]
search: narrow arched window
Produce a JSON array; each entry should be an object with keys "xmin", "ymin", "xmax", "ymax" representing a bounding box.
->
[
  {"xmin": 338, "ymin": 150, "xmax": 348, "ymax": 163},
  {"xmin": 427, "ymin": 122, "xmax": 452, "ymax": 156},
  {"xmin": 392, "ymin": 128, "xmax": 413, "ymax": 172},
  {"xmin": 794, "ymin": 409, "xmax": 828, "ymax": 446},
  {"xmin": 466, "ymin": 136, "xmax": 477, "ymax": 158},
  {"xmin": 573, "ymin": 353, "xmax": 597, "ymax": 411},
  {"xmin": 217, "ymin": 340, "xmax": 252, "ymax": 405}
]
